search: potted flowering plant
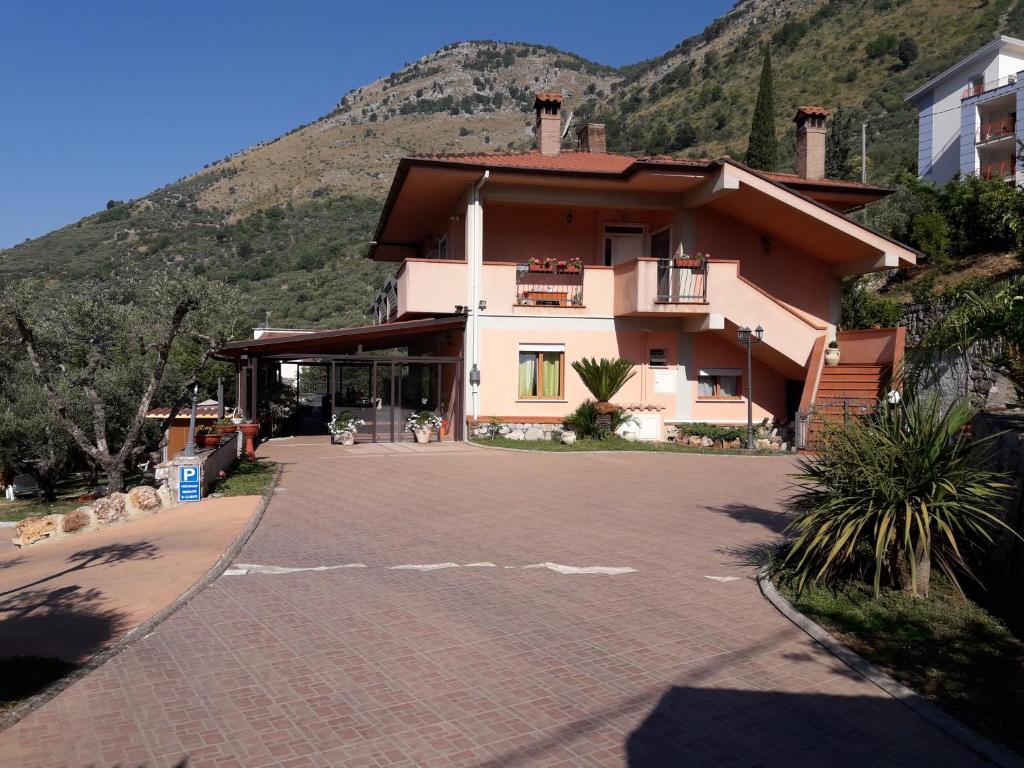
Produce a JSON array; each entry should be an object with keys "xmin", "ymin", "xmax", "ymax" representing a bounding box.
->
[
  {"xmin": 407, "ymin": 411, "xmax": 443, "ymax": 444},
  {"xmin": 528, "ymin": 257, "xmax": 552, "ymax": 273},
  {"xmin": 564, "ymin": 257, "xmax": 582, "ymax": 273},
  {"xmin": 329, "ymin": 412, "xmax": 365, "ymax": 446},
  {"xmin": 556, "ymin": 259, "xmax": 568, "ymax": 273},
  {"xmin": 216, "ymin": 417, "xmax": 238, "ymax": 435},
  {"xmin": 238, "ymin": 420, "xmax": 260, "ymax": 458},
  {"xmin": 673, "ymin": 251, "xmax": 708, "ymax": 269}
]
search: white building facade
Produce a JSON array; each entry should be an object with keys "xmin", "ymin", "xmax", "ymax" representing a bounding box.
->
[{"xmin": 906, "ymin": 36, "xmax": 1024, "ymax": 186}]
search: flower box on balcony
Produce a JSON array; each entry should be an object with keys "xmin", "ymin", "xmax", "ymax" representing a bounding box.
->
[
  {"xmin": 528, "ymin": 263, "xmax": 554, "ymax": 273},
  {"xmin": 561, "ymin": 265, "xmax": 581, "ymax": 274},
  {"xmin": 673, "ymin": 258, "xmax": 703, "ymax": 269},
  {"xmin": 524, "ymin": 290, "xmax": 567, "ymax": 306}
]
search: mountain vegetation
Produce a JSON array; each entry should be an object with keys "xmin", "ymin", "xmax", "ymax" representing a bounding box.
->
[{"xmin": 2, "ymin": 0, "xmax": 1021, "ymax": 329}]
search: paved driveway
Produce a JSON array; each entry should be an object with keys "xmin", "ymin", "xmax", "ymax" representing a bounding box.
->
[{"xmin": 1, "ymin": 440, "xmax": 987, "ymax": 766}]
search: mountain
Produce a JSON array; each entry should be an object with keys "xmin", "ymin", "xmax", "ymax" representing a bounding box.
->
[{"xmin": 2, "ymin": 1, "xmax": 1020, "ymax": 328}]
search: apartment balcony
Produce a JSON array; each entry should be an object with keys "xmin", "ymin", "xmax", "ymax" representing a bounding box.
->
[
  {"xmin": 980, "ymin": 158, "xmax": 1017, "ymax": 181},
  {"xmin": 977, "ymin": 118, "xmax": 1016, "ymax": 145},
  {"xmin": 613, "ymin": 258, "xmax": 708, "ymax": 316},
  {"xmin": 962, "ymin": 74, "xmax": 1019, "ymax": 100},
  {"xmin": 515, "ymin": 262, "xmax": 585, "ymax": 308}
]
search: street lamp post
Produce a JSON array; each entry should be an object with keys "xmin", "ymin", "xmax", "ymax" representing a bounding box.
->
[
  {"xmin": 737, "ymin": 325, "xmax": 764, "ymax": 450},
  {"xmin": 183, "ymin": 383, "xmax": 200, "ymax": 458}
]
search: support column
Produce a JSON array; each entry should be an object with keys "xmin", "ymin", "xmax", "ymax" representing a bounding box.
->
[{"xmin": 248, "ymin": 357, "xmax": 258, "ymax": 422}]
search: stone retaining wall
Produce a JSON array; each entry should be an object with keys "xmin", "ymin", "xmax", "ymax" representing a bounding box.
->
[{"xmin": 971, "ymin": 411, "xmax": 1024, "ymax": 593}]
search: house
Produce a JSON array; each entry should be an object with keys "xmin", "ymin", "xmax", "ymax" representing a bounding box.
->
[
  {"xmin": 906, "ymin": 36, "xmax": 1024, "ymax": 186},
  {"xmin": 218, "ymin": 93, "xmax": 916, "ymax": 447},
  {"xmin": 145, "ymin": 400, "xmax": 221, "ymax": 461}
]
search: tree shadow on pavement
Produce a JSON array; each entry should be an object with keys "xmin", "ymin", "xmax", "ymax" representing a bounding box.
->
[
  {"xmin": 0, "ymin": 584, "xmax": 130, "ymax": 662},
  {"xmin": 703, "ymin": 503, "xmax": 792, "ymax": 534},
  {"xmin": 0, "ymin": 541, "xmax": 160, "ymax": 598},
  {"xmin": 625, "ymin": 686, "xmax": 972, "ymax": 767}
]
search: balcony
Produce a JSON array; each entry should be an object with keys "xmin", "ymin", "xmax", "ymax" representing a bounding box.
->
[
  {"xmin": 962, "ymin": 74, "xmax": 1019, "ymax": 100},
  {"xmin": 657, "ymin": 258, "xmax": 708, "ymax": 303},
  {"xmin": 980, "ymin": 159, "xmax": 1016, "ymax": 181},
  {"xmin": 613, "ymin": 258, "xmax": 709, "ymax": 316},
  {"xmin": 977, "ymin": 118, "xmax": 1016, "ymax": 145},
  {"xmin": 515, "ymin": 262, "xmax": 584, "ymax": 308}
]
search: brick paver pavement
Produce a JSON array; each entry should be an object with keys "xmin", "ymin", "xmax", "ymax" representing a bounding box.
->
[{"xmin": 0, "ymin": 439, "xmax": 990, "ymax": 766}]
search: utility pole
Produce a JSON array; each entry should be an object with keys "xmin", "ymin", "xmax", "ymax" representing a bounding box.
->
[{"xmin": 861, "ymin": 121, "xmax": 868, "ymax": 184}]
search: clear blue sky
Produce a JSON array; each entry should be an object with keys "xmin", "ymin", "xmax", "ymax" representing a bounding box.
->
[{"xmin": 0, "ymin": 0, "xmax": 735, "ymax": 249}]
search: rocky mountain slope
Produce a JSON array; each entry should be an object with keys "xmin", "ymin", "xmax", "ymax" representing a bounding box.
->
[{"xmin": 2, "ymin": 1, "xmax": 1021, "ymax": 328}]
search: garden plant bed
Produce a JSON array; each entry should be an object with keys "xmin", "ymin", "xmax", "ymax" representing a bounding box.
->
[
  {"xmin": 472, "ymin": 436, "xmax": 780, "ymax": 455},
  {"xmin": 214, "ymin": 459, "xmax": 277, "ymax": 497},
  {"xmin": 775, "ymin": 575, "xmax": 1024, "ymax": 756}
]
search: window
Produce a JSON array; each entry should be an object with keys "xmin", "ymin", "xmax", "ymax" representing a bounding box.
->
[
  {"xmin": 698, "ymin": 370, "xmax": 741, "ymax": 399},
  {"xmin": 518, "ymin": 347, "xmax": 564, "ymax": 399},
  {"xmin": 649, "ymin": 348, "xmax": 668, "ymax": 367}
]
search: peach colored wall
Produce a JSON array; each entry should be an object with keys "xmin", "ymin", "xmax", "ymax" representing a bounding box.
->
[
  {"xmin": 696, "ymin": 207, "xmax": 839, "ymax": 328},
  {"xmin": 397, "ymin": 259, "xmax": 467, "ymax": 317},
  {"xmin": 483, "ymin": 204, "xmax": 673, "ymax": 265},
  {"xmin": 690, "ymin": 333, "xmax": 787, "ymax": 423},
  {"xmin": 478, "ymin": 327, "xmax": 787, "ymax": 425},
  {"xmin": 480, "ymin": 262, "xmax": 617, "ymax": 317},
  {"xmin": 837, "ymin": 328, "xmax": 900, "ymax": 365}
]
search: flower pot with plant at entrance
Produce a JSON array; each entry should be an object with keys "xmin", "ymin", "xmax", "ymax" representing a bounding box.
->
[
  {"xmin": 825, "ymin": 341, "xmax": 840, "ymax": 366},
  {"xmin": 407, "ymin": 411, "xmax": 442, "ymax": 445},
  {"xmin": 329, "ymin": 412, "xmax": 364, "ymax": 446}
]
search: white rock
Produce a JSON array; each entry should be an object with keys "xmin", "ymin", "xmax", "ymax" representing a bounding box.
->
[
  {"xmin": 524, "ymin": 426, "xmax": 545, "ymax": 441},
  {"xmin": 507, "ymin": 429, "xmax": 525, "ymax": 441},
  {"xmin": 700, "ymin": 436, "xmax": 714, "ymax": 448},
  {"xmin": 498, "ymin": 424, "xmax": 512, "ymax": 435},
  {"xmin": 755, "ymin": 438, "xmax": 771, "ymax": 450}
]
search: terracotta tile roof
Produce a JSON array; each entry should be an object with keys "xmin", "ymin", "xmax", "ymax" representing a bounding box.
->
[
  {"xmin": 145, "ymin": 404, "xmax": 221, "ymax": 420},
  {"xmin": 412, "ymin": 150, "xmax": 710, "ymax": 174},
  {"xmin": 795, "ymin": 105, "xmax": 830, "ymax": 117},
  {"xmin": 761, "ymin": 171, "xmax": 890, "ymax": 191},
  {"xmin": 534, "ymin": 91, "xmax": 563, "ymax": 102}
]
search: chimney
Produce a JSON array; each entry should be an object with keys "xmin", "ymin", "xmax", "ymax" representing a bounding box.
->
[
  {"xmin": 534, "ymin": 91, "xmax": 563, "ymax": 156},
  {"xmin": 578, "ymin": 123, "xmax": 607, "ymax": 153},
  {"xmin": 794, "ymin": 106, "xmax": 829, "ymax": 180}
]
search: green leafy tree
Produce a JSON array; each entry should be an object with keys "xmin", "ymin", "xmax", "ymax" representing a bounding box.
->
[
  {"xmin": 570, "ymin": 357, "xmax": 636, "ymax": 435},
  {"xmin": 784, "ymin": 398, "xmax": 1012, "ymax": 598},
  {"xmin": 897, "ymin": 36, "xmax": 919, "ymax": 69},
  {"xmin": 825, "ymin": 106, "xmax": 855, "ymax": 180},
  {"xmin": 1, "ymin": 271, "xmax": 245, "ymax": 492},
  {"xmin": 745, "ymin": 47, "xmax": 778, "ymax": 171}
]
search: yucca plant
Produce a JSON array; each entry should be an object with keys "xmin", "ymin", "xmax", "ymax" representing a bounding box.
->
[
  {"xmin": 570, "ymin": 357, "xmax": 636, "ymax": 435},
  {"xmin": 783, "ymin": 397, "xmax": 1012, "ymax": 599}
]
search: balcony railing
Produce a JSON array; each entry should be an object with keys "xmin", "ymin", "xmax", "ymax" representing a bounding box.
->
[
  {"xmin": 370, "ymin": 277, "xmax": 398, "ymax": 324},
  {"xmin": 980, "ymin": 159, "xmax": 1017, "ymax": 181},
  {"xmin": 515, "ymin": 262, "xmax": 584, "ymax": 307},
  {"xmin": 656, "ymin": 258, "xmax": 708, "ymax": 303},
  {"xmin": 977, "ymin": 118, "xmax": 1016, "ymax": 144},
  {"xmin": 963, "ymin": 74, "xmax": 1019, "ymax": 100}
]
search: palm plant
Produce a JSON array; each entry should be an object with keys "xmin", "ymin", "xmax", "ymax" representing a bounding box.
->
[
  {"xmin": 783, "ymin": 396, "xmax": 1012, "ymax": 599},
  {"xmin": 570, "ymin": 357, "xmax": 636, "ymax": 435}
]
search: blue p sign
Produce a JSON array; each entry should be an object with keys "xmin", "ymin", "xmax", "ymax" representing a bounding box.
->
[{"xmin": 179, "ymin": 464, "xmax": 201, "ymax": 502}]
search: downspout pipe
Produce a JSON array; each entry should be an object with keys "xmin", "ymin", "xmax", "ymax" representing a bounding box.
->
[{"xmin": 468, "ymin": 170, "xmax": 489, "ymax": 423}]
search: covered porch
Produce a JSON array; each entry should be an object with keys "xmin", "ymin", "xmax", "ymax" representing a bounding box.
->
[{"xmin": 217, "ymin": 316, "xmax": 466, "ymax": 444}]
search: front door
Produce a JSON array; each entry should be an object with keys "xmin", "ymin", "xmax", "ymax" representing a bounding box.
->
[{"xmin": 604, "ymin": 224, "xmax": 645, "ymax": 266}]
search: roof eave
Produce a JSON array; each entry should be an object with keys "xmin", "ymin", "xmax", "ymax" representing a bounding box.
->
[{"xmin": 904, "ymin": 36, "xmax": 1024, "ymax": 103}]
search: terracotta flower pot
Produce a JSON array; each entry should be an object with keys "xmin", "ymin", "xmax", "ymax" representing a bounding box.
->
[
  {"xmin": 337, "ymin": 432, "xmax": 355, "ymax": 446},
  {"xmin": 198, "ymin": 433, "xmax": 221, "ymax": 448},
  {"xmin": 217, "ymin": 423, "xmax": 238, "ymax": 435},
  {"xmin": 239, "ymin": 423, "xmax": 260, "ymax": 458}
]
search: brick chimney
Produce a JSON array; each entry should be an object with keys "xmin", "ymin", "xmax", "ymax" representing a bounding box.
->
[
  {"xmin": 578, "ymin": 123, "xmax": 607, "ymax": 153},
  {"xmin": 794, "ymin": 106, "xmax": 829, "ymax": 180},
  {"xmin": 534, "ymin": 91, "xmax": 563, "ymax": 157}
]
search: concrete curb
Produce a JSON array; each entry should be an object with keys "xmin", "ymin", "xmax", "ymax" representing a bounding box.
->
[
  {"xmin": 465, "ymin": 439, "xmax": 789, "ymax": 458},
  {"xmin": 0, "ymin": 462, "xmax": 283, "ymax": 733},
  {"xmin": 757, "ymin": 568, "xmax": 1023, "ymax": 767}
]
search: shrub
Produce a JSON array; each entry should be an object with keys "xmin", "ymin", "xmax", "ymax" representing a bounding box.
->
[
  {"xmin": 783, "ymin": 398, "xmax": 1011, "ymax": 598},
  {"xmin": 564, "ymin": 399, "xmax": 633, "ymax": 439},
  {"xmin": 677, "ymin": 422, "xmax": 745, "ymax": 443}
]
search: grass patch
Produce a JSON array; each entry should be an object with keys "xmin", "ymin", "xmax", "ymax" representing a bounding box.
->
[
  {"xmin": 776, "ymin": 575, "xmax": 1024, "ymax": 755},
  {"xmin": 0, "ymin": 499, "xmax": 82, "ymax": 524},
  {"xmin": 472, "ymin": 437, "xmax": 780, "ymax": 455},
  {"xmin": 216, "ymin": 460, "xmax": 276, "ymax": 497},
  {"xmin": 0, "ymin": 656, "xmax": 79, "ymax": 716}
]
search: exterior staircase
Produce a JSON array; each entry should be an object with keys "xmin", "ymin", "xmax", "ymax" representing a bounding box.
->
[{"xmin": 797, "ymin": 328, "xmax": 905, "ymax": 452}]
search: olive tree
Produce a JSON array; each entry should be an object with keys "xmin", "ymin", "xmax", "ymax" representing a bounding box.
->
[{"xmin": 1, "ymin": 271, "xmax": 245, "ymax": 493}]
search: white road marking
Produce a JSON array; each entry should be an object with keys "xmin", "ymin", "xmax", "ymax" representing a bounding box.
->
[
  {"xmin": 704, "ymin": 575, "xmax": 741, "ymax": 583},
  {"xmin": 222, "ymin": 561, "xmax": 636, "ymax": 577}
]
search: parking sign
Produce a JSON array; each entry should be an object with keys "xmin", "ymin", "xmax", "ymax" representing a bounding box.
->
[{"xmin": 179, "ymin": 464, "xmax": 201, "ymax": 502}]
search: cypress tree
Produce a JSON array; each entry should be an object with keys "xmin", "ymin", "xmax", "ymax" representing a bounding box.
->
[
  {"xmin": 825, "ymin": 106, "xmax": 856, "ymax": 180},
  {"xmin": 745, "ymin": 47, "xmax": 778, "ymax": 171}
]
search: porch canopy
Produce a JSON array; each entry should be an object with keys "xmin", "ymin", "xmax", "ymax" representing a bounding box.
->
[{"xmin": 217, "ymin": 316, "xmax": 466, "ymax": 442}]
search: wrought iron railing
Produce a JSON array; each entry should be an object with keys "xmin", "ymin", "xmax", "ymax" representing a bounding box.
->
[
  {"xmin": 796, "ymin": 396, "xmax": 879, "ymax": 451},
  {"xmin": 515, "ymin": 263, "xmax": 584, "ymax": 307},
  {"xmin": 656, "ymin": 258, "xmax": 708, "ymax": 303}
]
